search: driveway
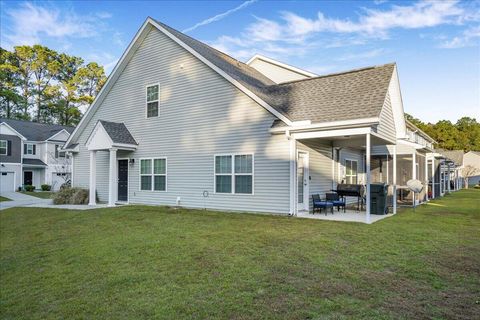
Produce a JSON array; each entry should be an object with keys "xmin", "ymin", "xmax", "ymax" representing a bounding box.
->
[{"xmin": 0, "ymin": 192, "xmax": 52, "ymax": 211}]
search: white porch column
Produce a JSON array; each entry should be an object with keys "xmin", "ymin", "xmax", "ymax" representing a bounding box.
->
[
  {"xmin": 365, "ymin": 133, "xmax": 371, "ymax": 224},
  {"xmin": 425, "ymin": 154, "xmax": 429, "ymax": 201},
  {"xmin": 289, "ymin": 135, "xmax": 297, "ymax": 215},
  {"xmin": 412, "ymin": 152, "xmax": 416, "ymax": 180},
  {"xmin": 431, "ymin": 158, "xmax": 435, "ymax": 199},
  {"xmin": 89, "ymin": 150, "xmax": 97, "ymax": 206},
  {"xmin": 447, "ymin": 163, "xmax": 451, "ymax": 193},
  {"xmin": 108, "ymin": 148, "xmax": 118, "ymax": 207},
  {"xmin": 393, "ymin": 145, "xmax": 397, "ymax": 214}
]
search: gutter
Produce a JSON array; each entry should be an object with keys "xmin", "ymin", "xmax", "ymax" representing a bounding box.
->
[{"xmin": 270, "ymin": 117, "xmax": 380, "ymax": 134}]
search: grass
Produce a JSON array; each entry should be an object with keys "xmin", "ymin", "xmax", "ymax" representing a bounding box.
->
[
  {"xmin": 1, "ymin": 190, "xmax": 479, "ymax": 319},
  {"xmin": 0, "ymin": 196, "xmax": 11, "ymax": 202},
  {"xmin": 20, "ymin": 191, "xmax": 55, "ymax": 199}
]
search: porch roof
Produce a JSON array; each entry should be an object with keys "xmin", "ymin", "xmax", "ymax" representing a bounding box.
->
[
  {"xmin": 86, "ymin": 120, "xmax": 138, "ymax": 151},
  {"xmin": 22, "ymin": 158, "xmax": 47, "ymax": 167}
]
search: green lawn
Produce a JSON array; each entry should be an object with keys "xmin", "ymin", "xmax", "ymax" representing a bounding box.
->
[
  {"xmin": 20, "ymin": 191, "xmax": 55, "ymax": 199},
  {"xmin": 0, "ymin": 196, "xmax": 11, "ymax": 202},
  {"xmin": 1, "ymin": 190, "xmax": 479, "ymax": 319}
]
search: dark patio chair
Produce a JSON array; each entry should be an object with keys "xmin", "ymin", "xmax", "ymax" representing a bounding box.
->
[
  {"xmin": 312, "ymin": 194, "xmax": 333, "ymax": 215},
  {"xmin": 326, "ymin": 192, "xmax": 346, "ymax": 213}
]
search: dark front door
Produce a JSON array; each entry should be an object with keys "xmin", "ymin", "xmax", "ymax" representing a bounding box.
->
[
  {"xmin": 24, "ymin": 171, "xmax": 33, "ymax": 186},
  {"xmin": 118, "ymin": 160, "xmax": 128, "ymax": 202}
]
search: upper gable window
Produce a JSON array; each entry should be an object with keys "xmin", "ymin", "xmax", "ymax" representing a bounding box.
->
[{"xmin": 146, "ymin": 84, "xmax": 159, "ymax": 118}]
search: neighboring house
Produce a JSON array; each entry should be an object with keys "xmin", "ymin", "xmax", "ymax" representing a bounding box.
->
[
  {"xmin": 0, "ymin": 118, "xmax": 74, "ymax": 192},
  {"xmin": 371, "ymin": 119, "xmax": 436, "ymax": 205},
  {"xmin": 439, "ymin": 149, "xmax": 464, "ymax": 192},
  {"xmin": 64, "ymin": 18, "xmax": 406, "ymax": 222},
  {"xmin": 461, "ymin": 150, "xmax": 480, "ymax": 186}
]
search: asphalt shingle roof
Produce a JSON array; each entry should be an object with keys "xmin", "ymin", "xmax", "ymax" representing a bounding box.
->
[
  {"xmin": 155, "ymin": 19, "xmax": 395, "ymax": 125},
  {"xmin": 0, "ymin": 118, "xmax": 74, "ymax": 141},
  {"xmin": 438, "ymin": 149, "xmax": 464, "ymax": 165},
  {"xmin": 99, "ymin": 120, "xmax": 137, "ymax": 145},
  {"xmin": 23, "ymin": 158, "xmax": 47, "ymax": 166}
]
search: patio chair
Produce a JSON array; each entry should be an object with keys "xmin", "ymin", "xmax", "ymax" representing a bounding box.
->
[
  {"xmin": 326, "ymin": 192, "xmax": 346, "ymax": 213},
  {"xmin": 312, "ymin": 194, "xmax": 333, "ymax": 215}
]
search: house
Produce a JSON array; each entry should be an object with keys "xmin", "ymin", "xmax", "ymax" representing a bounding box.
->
[
  {"xmin": 64, "ymin": 18, "xmax": 406, "ymax": 223},
  {"xmin": 0, "ymin": 118, "xmax": 74, "ymax": 192},
  {"xmin": 463, "ymin": 151, "xmax": 480, "ymax": 186},
  {"xmin": 438, "ymin": 149, "xmax": 464, "ymax": 192}
]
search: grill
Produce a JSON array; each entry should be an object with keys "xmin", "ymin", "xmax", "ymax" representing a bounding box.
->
[{"xmin": 333, "ymin": 184, "xmax": 365, "ymax": 211}]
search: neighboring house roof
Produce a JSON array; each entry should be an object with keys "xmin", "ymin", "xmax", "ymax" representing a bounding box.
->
[
  {"xmin": 437, "ymin": 149, "xmax": 464, "ymax": 165},
  {"xmin": 22, "ymin": 158, "xmax": 47, "ymax": 166},
  {"xmin": 0, "ymin": 118, "xmax": 74, "ymax": 141},
  {"xmin": 154, "ymin": 19, "xmax": 395, "ymax": 125},
  {"xmin": 99, "ymin": 120, "xmax": 138, "ymax": 145}
]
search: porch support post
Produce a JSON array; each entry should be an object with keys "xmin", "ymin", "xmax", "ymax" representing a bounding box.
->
[
  {"xmin": 108, "ymin": 148, "xmax": 118, "ymax": 207},
  {"xmin": 447, "ymin": 162, "xmax": 451, "ymax": 193},
  {"xmin": 425, "ymin": 154, "xmax": 429, "ymax": 201},
  {"xmin": 393, "ymin": 145, "xmax": 397, "ymax": 214},
  {"xmin": 289, "ymin": 135, "xmax": 296, "ymax": 215},
  {"xmin": 365, "ymin": 133, "xmax": 371, "ymax": 224},
  {"xmin": 431, "ymin": 157, "xmax": 435, "ymax": 199},
  {"xmin": 88, "ymin": 150, "xmax": 96, "ymax": 206}
]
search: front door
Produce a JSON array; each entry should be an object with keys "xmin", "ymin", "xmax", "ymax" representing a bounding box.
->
[
  {"xmin": 23, "ymin": 171, "xmax": 33, "ymax": 186},
  {"xmin": 297, "ymin": 151, "xmax": 309, "ymax": 211},
  {"xmin": 118, "ymin": 160, "xmax": 128, "ymax": 202}
]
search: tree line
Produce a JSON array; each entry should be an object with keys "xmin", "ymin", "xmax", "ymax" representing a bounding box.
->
[
  {"xmin": 406, "ymin": 114, "xmax": 480, "ymax": 152},
  {"xmin": 0, "ymin": 45, "xmax": 107, "ymax": 126}
]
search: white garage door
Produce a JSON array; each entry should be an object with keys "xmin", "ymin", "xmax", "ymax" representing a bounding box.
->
[
  {"xmin": 0, "ymin": 172, "xmax": 15, "ymax": 193},
  {"xmin": 52, "ymin": 173, "xmax": 68, "ymax": 191}
]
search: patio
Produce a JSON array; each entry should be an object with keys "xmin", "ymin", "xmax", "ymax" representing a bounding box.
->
[{"xmin": 296, "ymin": 209, "xmax": 394, "ymax": 224}]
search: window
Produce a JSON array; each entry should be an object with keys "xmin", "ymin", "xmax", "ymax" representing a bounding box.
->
[
  {"xmin": 24, "ymin": 143, "xmax": 36, "ymax": 155},
  {"xmin": 215, "ymin": 154, "xmax": 253, "ymax": 194},
  {"xmin": 146, "ymin": 84, "xmax": 159, "ymax": 118},
  {"xmin": 345, "ymin": 159, "xmax": 358, "ymax": 184},
  {"xmin": 55, "ymin": 145, "xmax": 65, "ymax": 158},
  {"xmin": 140, "ymin": 158, "xmax": 166, "ymax": 191},
  {"xmin": 0, "ymin": 140, "xmax": 7, "ymax": 155}
]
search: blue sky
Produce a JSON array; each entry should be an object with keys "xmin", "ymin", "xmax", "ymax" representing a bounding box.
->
[{"xmin": 1, "ymin": 0, "xmax": 479, "ymax": 122}]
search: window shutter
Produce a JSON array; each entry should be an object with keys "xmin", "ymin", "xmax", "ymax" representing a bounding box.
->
[
  {"xmin": 33, "ymin": 145, "xmax": 36, "ymax": 155},
  {"xmin": 7, "ymin": 141, "xmax": 11, "ymax": 156},
  {"xmin": 55, "ymin": 145, "xmax": 59, "ymax": 158},
  {"xmin": 24, "ymin": 144, "xmax": 27, "ymax": 154}
]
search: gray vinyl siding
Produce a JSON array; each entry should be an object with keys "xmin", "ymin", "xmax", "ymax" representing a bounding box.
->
[
  {"xmin": 375, "ymin": 91, "xmax": 396, "ymax": 143},
  {"xmin": 72, "ymin": 28, "xmax": 291, "ymax": 214},
  {"xmin": 0, "ymin": 134, "xmax": 21, "ymax": 163}
]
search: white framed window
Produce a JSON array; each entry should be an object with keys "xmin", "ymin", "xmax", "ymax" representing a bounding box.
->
[
  {"xmin": 215, "ymin": 154, "xmax": 253, "ymax": 194},
  {"xmin": 146, "ymin": 84, "xmax": 159, "ymax": 118},
  {"xmin": 55, "ymin": 145, "xmax": 65, "ymax": 158},
  {"xmin": 345, "ymin": 159, "xmax": 358, "ymax": 184},
  {"xmin": 140, "ymin": 158, "xmax": 167, "ymax": 191},
  {"xmin": 0, "ymin": 140, "xmax": 7, "ymax": 155},
  {"xmin": 24, "ymin": 143, "xmax": 36, "ymax": 155}
]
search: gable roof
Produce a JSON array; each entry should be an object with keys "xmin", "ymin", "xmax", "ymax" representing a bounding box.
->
[
  {"xmin": 0, "ymin": 118, "xmax": 74, "ymax": 141},
  {"xmin": 66, "ymin": 18, "xmax": 397, "ymax": 147},
  {"xmin": 439, "ymin": 149, "xmax": 464, "ymax": 165},
  {"xmin": 246, "ymin": 54, "xmax": 317, "ymax": 80},
  {"xmin": 99, "ymin": 120, "xmax": 138, "ymax": 145}
]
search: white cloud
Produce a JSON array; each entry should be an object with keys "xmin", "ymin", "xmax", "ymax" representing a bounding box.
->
[
  {"xmin": 209, "ymin": 0, "xmax": 477, "ymax": 63},
  {"xmin": 2, "ymin": 2, "xmax": 111, "ymax": 47},
  {"xmin": 183, "ymin": 0, "xmax": 257, "ymax": 33},
  {"xmin": 440, "ymin": 25, "xmax": 480, "ymax": 48},
  {"xmin": 336, "ymin": 49, "xmax": 385, "ymax": 61}
]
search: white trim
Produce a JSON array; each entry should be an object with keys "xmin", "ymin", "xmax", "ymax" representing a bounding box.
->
[
  {"xmin": 46, "ymin": 129, "xmax": 71, "ymax": 141},
  {"xmin": 139, "ymin": 157, "xmax": 167, "ymax": 192},
  {"xmin": 213, "ymin": 153, "xmax": 254, "ymax": 195},
  {"xmin": 246, "ymin": 54, "xmax": 317, "ymax": 78},
  {"xmin": 271, "ymin": 118, "xmax": 380, "ymax": 133},
  {"xmin": 145, "ymin": 83, "xmax": 160, "ymax": 118},
  {"xmin": 0, "ymin": 122, "xmax": 27, "ymax": 140},
  {"xmin": 291, "ymin": 127, "xmax": 372, "ymax": 140},
  {"xmin": 0, "ymin": 140, "xmax": 7, "ymax": 155},
  {"xmin": 288, "ymin": 135, "xmax": 296, "ymax": 215}
]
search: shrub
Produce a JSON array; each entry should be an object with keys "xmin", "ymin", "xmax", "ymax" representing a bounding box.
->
[
  {"xmin": 24, "ymin": 185, "xmax": 35, "ymax": 192},
  {"xmin": 53, "ymin": 187, "xmax": 92, "ymax": 205},
  {"xmin": 41, "ymin": 184, "xmax": 51, "ymax": 191},
  {"xmin": 60, "ymin": 180, "xmax": 71, "ymax": 190}
]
